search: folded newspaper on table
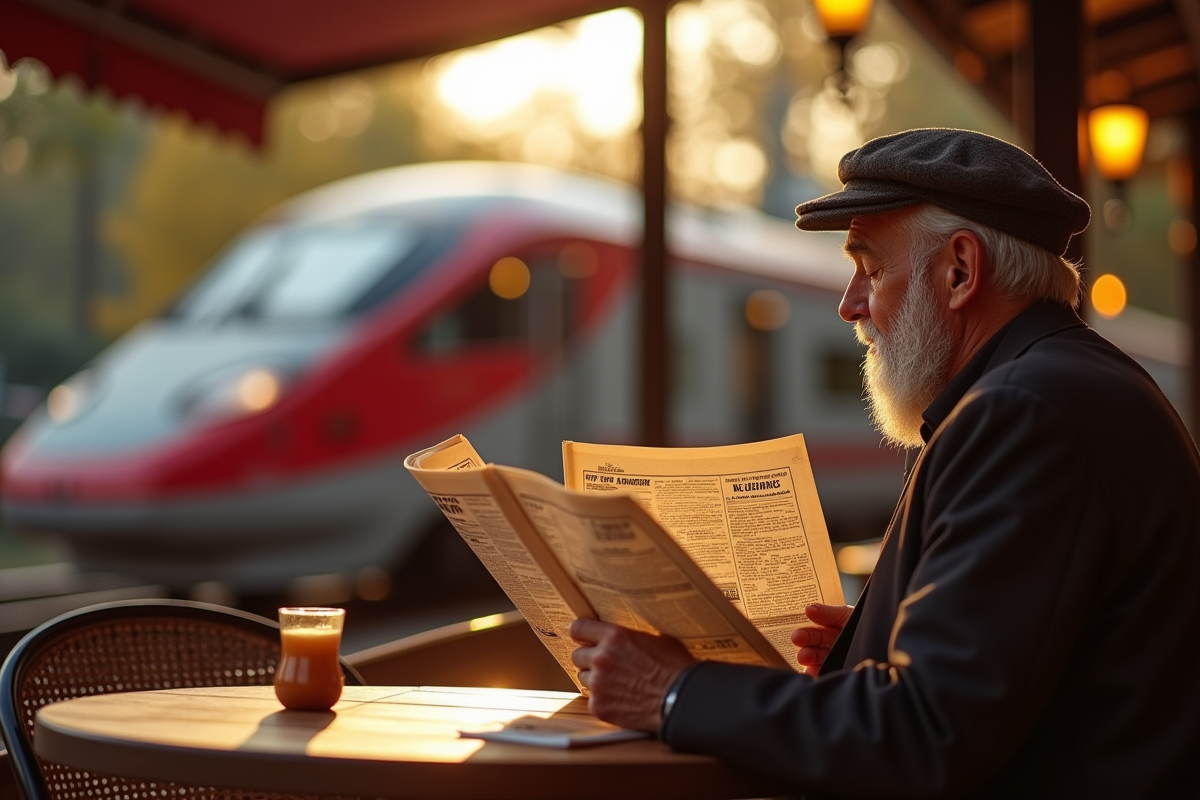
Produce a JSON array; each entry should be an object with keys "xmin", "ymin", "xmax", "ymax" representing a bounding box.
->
[
  {"xmin": 458, "ymin": 714, "xmax": 650, "ymax": 748},
  {"xmin": 404, "ymin": 433, "xmax": 844, "ymax": 704}
]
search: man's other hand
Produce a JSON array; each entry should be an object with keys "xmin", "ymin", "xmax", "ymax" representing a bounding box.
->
[
  {"xmin": 569, "ymin": 618, "xmax": 696, "ymax": 733},
  {"xmin": 791, "ymin": 603, "xmax": 853, "ymax": 676}
]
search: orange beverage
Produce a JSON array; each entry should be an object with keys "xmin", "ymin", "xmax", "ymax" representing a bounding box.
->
[{"xmin": 274, "ymin": 607, "xmax": 345, "ymax": 711}]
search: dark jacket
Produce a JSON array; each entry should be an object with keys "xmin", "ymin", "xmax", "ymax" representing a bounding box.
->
[{"xmin": 661, "ymin": 301, "xmax": 1200, "ymax": 798}]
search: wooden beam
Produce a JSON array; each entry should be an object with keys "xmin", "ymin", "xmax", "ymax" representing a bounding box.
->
[
  {"xmin": 1131, "ymin": 76, "xmax": 1200, "ymax": 117},
  {"xmin": 888, "ymin": 0, "xmax": 1014, "ymax": 118},
  {"xmin": 1174, "ymin": 0, "xmax": 1200, "ymax": 84},
  {"xmin": 1092, "ymin": 14, "xmax": 1185, "ymax": 65}
]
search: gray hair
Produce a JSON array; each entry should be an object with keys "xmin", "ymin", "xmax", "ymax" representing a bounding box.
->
[{"xmin": 897, "ymin": 203, "xmax": 1081, "ymax": 307}]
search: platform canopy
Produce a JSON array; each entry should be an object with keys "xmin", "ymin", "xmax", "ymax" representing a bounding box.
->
[{"xmin": 0, "ymin": 0, "xmax": 624, "ymax": 143}]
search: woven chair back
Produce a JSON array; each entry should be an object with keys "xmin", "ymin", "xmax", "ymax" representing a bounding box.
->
[{"xmin": 0, "ymin": 599, "xmax": 363, "ymax": 800}]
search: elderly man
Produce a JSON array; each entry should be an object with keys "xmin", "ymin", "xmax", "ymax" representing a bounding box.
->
[{"xmin": 569, "ymin": 129, "xmax": 1200, "ymax": 797}]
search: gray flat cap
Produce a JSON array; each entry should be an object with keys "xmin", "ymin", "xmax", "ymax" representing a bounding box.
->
[{"xmin": 795, "ymin": 128, "xmax": 1090, "ymax": 255}]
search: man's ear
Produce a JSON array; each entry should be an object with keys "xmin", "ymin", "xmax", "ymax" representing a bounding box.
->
[{"xmin": 941, "ymin": 229, "xmax": 985, "ymax": 310}]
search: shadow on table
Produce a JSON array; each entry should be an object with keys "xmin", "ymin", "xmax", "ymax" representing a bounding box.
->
[{"xmin": 239, "ymin": 708, "xmax": 338, "ymax": 753}]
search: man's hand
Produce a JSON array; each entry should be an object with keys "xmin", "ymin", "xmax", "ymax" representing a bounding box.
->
[
  {"xmin": 569, "ymin": 618, "xmax": 696, "ymax": 733},
  {"xmin": 791, "ymin": 603, "xmax": 853, "ymax": 676}
]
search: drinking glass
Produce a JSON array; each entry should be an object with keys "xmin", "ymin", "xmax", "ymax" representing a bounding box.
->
[{"xmin": 274, "ymin": 606, "xmax": 346, "ymax": 711}]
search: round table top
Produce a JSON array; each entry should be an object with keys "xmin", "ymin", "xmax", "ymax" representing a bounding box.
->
[{"xmin": 35, "ymin": 685, "xmax": 786, "ymax": 800}]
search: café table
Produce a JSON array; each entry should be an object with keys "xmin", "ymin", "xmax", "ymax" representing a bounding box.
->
[{"xmin": 34, "ymin": 685, "xmax": 789, "ymax": 800}]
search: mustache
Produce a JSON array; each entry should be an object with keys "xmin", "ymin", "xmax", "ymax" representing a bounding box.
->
[{"xmin": 855, "ymin": 320, "xmax": 880, "ymax": 347}]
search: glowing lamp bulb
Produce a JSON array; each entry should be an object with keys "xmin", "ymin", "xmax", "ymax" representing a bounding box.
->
[
  {"xmin": 1087, "ymin": 104, "xmax": 1148, "ymax": 182},
  {"xmin": 812, "ymin": 0, "xmax": 874, "ymax": 38}
]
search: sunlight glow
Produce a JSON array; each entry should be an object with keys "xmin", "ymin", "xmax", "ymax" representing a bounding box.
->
[
  {"xmin": 836, "ymin": 542, "xmax": 880, "ymax": 575},
  {"xmin": 714, "ymin": 138, "xmax": 768, "ymax": 191},
  {"xmin": 469, "ymin": 614, "xmax": 508, "ymax": 631},
  {"xmin": 432, "ymin": 9, "xmax": 642, "ymax": 139}
]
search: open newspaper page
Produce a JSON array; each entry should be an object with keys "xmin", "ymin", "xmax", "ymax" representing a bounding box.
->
[
  {"xmin": 405, "ymin": 435, "xmax": 595, "ymax": 691},
  {"xmin": 561, "ymin": 433, "xmax": 843, "ymax": 665},
  {"xmin": 495, "ymin": 465, "xmax": 790, "ymax": 670}
]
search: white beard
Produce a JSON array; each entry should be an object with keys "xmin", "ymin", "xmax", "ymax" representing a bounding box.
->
[{"xmin": 856, "ymin": 270, "xmax": 954, "ymax": 449}]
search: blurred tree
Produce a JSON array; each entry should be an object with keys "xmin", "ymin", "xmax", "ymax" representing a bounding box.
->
[
  {"xmin": 98, "ymin": 65, "xmax": 425, "ymax": 335},
  {"xmin": 0, "ymin": 59, "xmax": 133, "ymax": 389}
]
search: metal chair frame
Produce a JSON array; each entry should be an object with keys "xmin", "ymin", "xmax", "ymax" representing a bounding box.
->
[{"xmin": 0, "ymin": 598, "xmax": 363, "ymax": 800}]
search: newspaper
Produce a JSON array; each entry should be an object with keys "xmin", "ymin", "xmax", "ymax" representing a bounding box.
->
[
  {"xmin": 562, "ymin": 434, "xmax": 844, "ymax": 665},
  {"xmin": 404, "ymin": 433, "xmax": 843, "ymax": 693}
]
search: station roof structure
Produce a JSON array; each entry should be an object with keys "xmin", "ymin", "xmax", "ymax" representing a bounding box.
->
[
  {"xmin": 892, "ymin": 0, "xmax": 1199, "ymax": 123},
  {"xmin": 2, "ymin": 0, "xmax": 1197, "ymax": 141},
  {"xmin": 0, "ymin": 0, "xmax": 622, "ymax": 142}
]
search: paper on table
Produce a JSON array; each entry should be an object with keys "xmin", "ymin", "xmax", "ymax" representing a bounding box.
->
[{"xmin": 458, "ymin": 715, "xmax": 650, "ymax": 748}]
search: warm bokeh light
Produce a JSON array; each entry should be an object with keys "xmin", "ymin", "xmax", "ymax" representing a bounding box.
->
[
  {"xmin": 1091, "ymin": 273, "xmax": 1128, "ymax": 319},
  {"xmin": 836, "ymin": 541, "xmax": 880, "ymax": 575},
  {"xmin": 419, "ymin": 1, "xmax": 791, "ymax": 205},
  {"xmin": 430, "ymin": 8, "xmax": 642, "ymax": 139},
  {"xmin": 469, "ymin": 613, "xmax": 508, "ymax": 631},
  {"xmin": 237, "ymin": 369, "xmax": 282, "ymax": 413},
  {"xmin": 853, "ymin": 42, "xmax": 908, "ymax": 88},
  {"xmin": 1169, "ymin": 219, "xmax": 1197, "ymax": 256},
  {"xmin": 0, "ymin": 61, "xmax": 16, "ymax": 102},
  {"xmin": 745, "ymin": 289, "xmax": 791, "ymax": 331},
  {"xmin": 812, "ymin": 0, "xmax": 875, "ymax": 38},
  {"xmin": 954, "ymin": 49, "xmax": 985, "ymax": 84},
  {"xmin": 1088, "ymin": 104, "xmax": 1148, "ymax": 182},
  {"xmin": 559, "ymin": 242, "xmax": 599, "ymax": 278},
  {"xmin": 46, "ymin": 384, "xmax": 80, "ymax": 423},
  {"xmin": 489, "ymin": 257, "xmax": 531, "ymax": 299},
  {"xmin": 714, "ymin": 138, "xmax": 768, "ymax": 191}
]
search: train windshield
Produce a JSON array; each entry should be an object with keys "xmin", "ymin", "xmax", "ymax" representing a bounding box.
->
[{"xmin": 170, "ymin": 218, "xmax": 421, "ymax": 323}]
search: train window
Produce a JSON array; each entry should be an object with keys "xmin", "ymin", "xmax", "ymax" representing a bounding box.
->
[
  {"xmin": 173, "ymin": 229, "xmax": 278, "ymax": 321},
  {"xmin": 260, "ymin": 225, "xmax": 416, "ymax": 317},
  {"xmin": 171, "ymin": 220, "xmax": 420, "ymax": 322},
  {"xmin": 822, "ymin": 350, "xmax": 865, "ymax": 399},
  {"xmin": 413, "ymin": 253, "xmax": 577, "ymax": 356}
]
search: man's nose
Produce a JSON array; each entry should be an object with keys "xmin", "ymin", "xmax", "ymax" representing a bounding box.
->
[{"xmin": 839, "ymin": 274, "xmax": 868, "ymax": 323}]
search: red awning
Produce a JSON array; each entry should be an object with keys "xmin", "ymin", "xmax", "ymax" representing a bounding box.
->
[{"xmin": 0, "ymin": 0, "xmax": 622, "ymax": 143}]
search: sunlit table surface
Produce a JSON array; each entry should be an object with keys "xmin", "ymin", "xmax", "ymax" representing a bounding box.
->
[{"xmin": 35, "ymin": 685, "xmax": 787, "ymax": 800}]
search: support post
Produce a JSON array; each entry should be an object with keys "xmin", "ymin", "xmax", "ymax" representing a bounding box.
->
[
  {"xmin": 1188, "ymin": 111, "xmax": 1200, "ymax": 436},
  {"xmin": 639, "ymin": 0, "xmax": 669, "ymax": 447},
  {"xmin": 1028, "ymin": 0, "xmax": 1086, "ymax": 304}
]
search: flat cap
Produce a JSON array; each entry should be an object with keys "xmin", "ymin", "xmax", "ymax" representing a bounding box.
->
[{"xmin": 795, "ymin": 128, "xmax": 1090, "ymax": 255}]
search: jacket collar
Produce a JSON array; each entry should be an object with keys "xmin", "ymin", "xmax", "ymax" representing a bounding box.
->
[{"xmin": 918, "ymin": 300, "xmax": 1086, "ymax": 443}]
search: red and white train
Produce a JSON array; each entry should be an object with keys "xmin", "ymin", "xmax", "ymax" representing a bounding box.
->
[{"xmin": 0, "ymin": 161, "xmax": 1181, "ymax": 597}]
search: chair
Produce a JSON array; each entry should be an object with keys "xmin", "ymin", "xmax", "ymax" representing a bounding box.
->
[{"xmin": 0, "ymin": 598, "xmax": 364, "ymax": 800}]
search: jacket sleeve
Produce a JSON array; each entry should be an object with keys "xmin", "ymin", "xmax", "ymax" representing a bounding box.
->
[{"xmin": 661, "ymin": 384, "xmax": 1107, "ymax": 799}]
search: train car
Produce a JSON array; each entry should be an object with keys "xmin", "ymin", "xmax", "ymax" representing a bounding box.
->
[{"xmin": 0, "ymin": 160, "xmax": 991, "ymax": 597}]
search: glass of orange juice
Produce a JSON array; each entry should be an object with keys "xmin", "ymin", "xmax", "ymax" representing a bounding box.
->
[{"xmin": 274, "ymin": 607, "xmax": 346, "ymax": 711}]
